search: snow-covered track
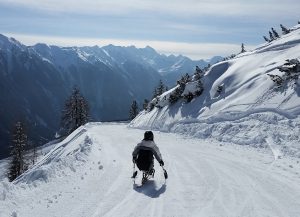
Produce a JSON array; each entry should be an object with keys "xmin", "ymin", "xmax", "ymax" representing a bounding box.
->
[{"xmin": 1, "ymin": 123, "xmax": 299, "ymax": 217}]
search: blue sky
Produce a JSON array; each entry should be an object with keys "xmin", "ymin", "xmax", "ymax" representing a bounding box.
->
[{"xmin": 0, "ymin": 0, "xmax": 299, "ymax": 59}]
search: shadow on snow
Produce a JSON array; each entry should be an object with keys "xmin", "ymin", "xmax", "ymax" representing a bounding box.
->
[{"xmin": 133, "ymin": 180, "xmax": 166, "ymax": 198}]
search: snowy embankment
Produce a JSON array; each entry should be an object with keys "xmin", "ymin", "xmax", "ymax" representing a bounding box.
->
[
  {"xmin": 130, "ymin": 25, "xmax": 300, "ymax": 157},
  {"xmin": 1, "ymin": 123, "xmax": 300, "ymax": 217}
]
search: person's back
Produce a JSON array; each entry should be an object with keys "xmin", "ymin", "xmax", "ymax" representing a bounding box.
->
[
  {"xmin": 131, "ymin": 131, "xmax": 167, "ymax": 184},
  {"xmin": 135, "ymin": 148, "xmax": 154, "ymax": 171},
  {"xmin": 132, "ymin": 131, "xmax": 164, "ymax": 172}
]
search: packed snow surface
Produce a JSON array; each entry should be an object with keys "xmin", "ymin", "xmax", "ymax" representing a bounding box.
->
[{"xmin": 1, "ymin": 123, "xmax": 300, "ymax": 217}]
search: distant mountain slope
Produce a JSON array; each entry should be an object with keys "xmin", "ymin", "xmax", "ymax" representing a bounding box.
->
[
  {"xmin": 130, "ymin": 24, "xmax": 300, "ymax": 157},
  {"xmin": 99, "ymin": 44, "xmax": 222, "ymax": 86},
  {"xmin": 30, "ymin": 43, "xmax": 221, "ymax": 88},
  {"xmin": 0, "ymin": 34, "xmax": 220, "ymax": 159}
]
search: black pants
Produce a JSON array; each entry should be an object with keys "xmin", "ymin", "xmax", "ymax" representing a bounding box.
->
[{"xmin": 136, "ymin": 157, "xmax": 154, "ymax": 171}]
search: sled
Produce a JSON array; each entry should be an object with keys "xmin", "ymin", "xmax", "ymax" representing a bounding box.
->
[{"xmin": 131, "ymin": 163, "xmax": 167, "ymax": 187}]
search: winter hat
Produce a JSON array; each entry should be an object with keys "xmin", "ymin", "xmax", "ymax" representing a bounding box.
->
[{"xmin": 144, "ymin": 131, "xmax": 154, "ymax": 141}]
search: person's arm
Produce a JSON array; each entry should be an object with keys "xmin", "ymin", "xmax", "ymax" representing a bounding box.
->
[
  {"xmin": 132, "ymin": 143, "xmax": 141, "ymax": 161},
  {"xmin": 152, "ymin": 143, "xmax": 164, "ymax": 165}
]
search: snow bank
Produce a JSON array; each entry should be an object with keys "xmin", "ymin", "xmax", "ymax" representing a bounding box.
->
[
  {"xmin": 172, "ymin": 112, "xmax": 300, "ymax": 156},
  {"xmin": 0, "ymin": 122, "xmax": 107, "ymax": 217},
  {"xmin": 130, "ymin": 25, "xmax": 300, "ymax": 157},
  {"xmin": 14, "ymin": 124, "xmax": 94, "ymax": 184}
]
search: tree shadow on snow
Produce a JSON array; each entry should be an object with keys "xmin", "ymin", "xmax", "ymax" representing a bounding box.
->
[{"xmin": 133, "ymin": 180, "xmax": 166, "ymax": 198}]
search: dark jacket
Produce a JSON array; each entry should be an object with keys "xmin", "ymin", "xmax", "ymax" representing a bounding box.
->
[{"xmin": 132, "ymin": 140, "xmax": 163, "ymax": 162}]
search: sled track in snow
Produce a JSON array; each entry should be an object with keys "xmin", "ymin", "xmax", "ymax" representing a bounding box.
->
[
  {"xmin": 2, "ymin": 123, "xmax": 300, "ymax": 217},
  {"xmin": 88, "ymin": 124, "xmax": 300, "ymax": 217}
]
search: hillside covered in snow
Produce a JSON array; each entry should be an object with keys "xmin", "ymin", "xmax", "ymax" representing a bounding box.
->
[{"xmin": 130, "ymin": 24, "xmax": 300, "ymax": 157}]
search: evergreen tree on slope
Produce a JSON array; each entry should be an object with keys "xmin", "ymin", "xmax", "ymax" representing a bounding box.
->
[
  {"xmin": 156, "ymin": 80, "xmax": 166, "ymax": 96},
  {"xmin": 143, "ymin": 99, "xmax": 149, "ymax": 111},
  {"xmin": 193, "ymin": 66, "xmax": 204, "ymax": 81},
  {"xmin": 269, "ymin": 31, "xmax": 275, "ymax": 41},
  {"xmin": 8, "ymin": 121, "xmax": 28, "ymax": 181},
  {"xmin": 271, "ymin": 28, "xmax": 280, "ymax": 38},
  {"xmin": 280, "ymin": 24, "xmax": 290, "ymax": 35},
  {"xmin": 263, "ymin": 36, "xmax": 270, "ymax": 42},
  {"xmin": 129, "ymin": 100, "xmax": 139, "ymax": 120},
  {"xmin": 61, "ymin": 87, "xmax": 89, "ymax": 135},
  {"xmin": 241, "ymin": 43, "xmax": 246, "ymax": 53}
]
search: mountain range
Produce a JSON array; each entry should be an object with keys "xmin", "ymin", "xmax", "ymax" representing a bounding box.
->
[{"xmin": 0, "ymin": 34, "xmax": 222, "ymax": 159}]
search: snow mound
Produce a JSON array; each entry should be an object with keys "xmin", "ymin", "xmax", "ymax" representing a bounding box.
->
[
  {"xmin": 14, "ymin": 124, "xmax": 94, "ymax": 184},
  {"xmin": 130, "ymin": 25, "xmax": 300, "ymax": 157}
]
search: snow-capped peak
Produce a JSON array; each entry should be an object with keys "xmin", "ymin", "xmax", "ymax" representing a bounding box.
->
[{"xmin": 0, "ymin": 34, "xmax": 26, "ymax": 51}]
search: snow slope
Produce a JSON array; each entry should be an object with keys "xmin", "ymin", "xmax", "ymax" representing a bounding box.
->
[
  {"xmin": 1, "ymin": 123, "xmax": 300, "ymax": 217},
  {"xmin": 130, "ymin": 25, "xmax": 300, "ymax": 157}
]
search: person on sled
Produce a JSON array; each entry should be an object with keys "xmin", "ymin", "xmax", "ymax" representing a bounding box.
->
[{"xmin": 132, "ymin": 131, "xmax": 165, "ymax": 183}]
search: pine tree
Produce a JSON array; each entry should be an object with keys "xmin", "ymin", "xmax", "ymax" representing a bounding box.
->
[
  {"xmin": 177, "ymin": 73, "xmax": 191, "ymax": 85},
  {"xmin": 268, "ymin": 59, "xmax": 300, "ymax": 86},
  {"xmin": 269, "ymin": 31, "xmax": 274, "ymax": 41},
  {"xmin": 183, "ymin": 92, "xmax": 194, "ymax": 103},
  {"xmin": 143, "ymin": 99, "xmax": 149, "ymax": 110},
  {"xmin": 194, "ymin": 79, "xmax": 204, "ymax": 96},
  {"xmin": 152, "ymin": 80, "xmax": 166, "ymax": 99},
  {"xmin": 217, "ymin": 85, "xmax": 223, "ymax": 94},
  {"xmin": 29, "ymin": 141, "xmax": 37, "ymax": 165},
  {"xmin": 263, "ymin": 36, "xmax": 269, "ymax": 42},
  {"xmin": 169, "ymin": 82, "xmax": 185, "ymax": 104},
  {"xmin": 184, "ymin": 73, "xmax": 191, "ymax": 83},
  {"xmin": 129, "ymin": 100, "xmax": 139, "ymax": 120},
  {"xmin": 267, "ymin": 74, "xmax": 283, "ymax": 86},
  {"xmin": 204, "ymin": 63, "xmax": 211, "ymax": 71},
  {"xmin": 241, "ymin": 43, "xmax": 246, "ymax": 53},
  {"xmin": 156, "ymin": 80, "xmax": 165, "ymax": 96},
  {"xmin": 61, "ymin": 87, "xmax": 89, "ymax": 135},
  {"xmin": 8, "ymin": 121, "xmax": 28, "ymax": 181},
  {"xmin": 169, "ymin": 91, "xmax": 180, "ymax": 104},
  {"xmin": 194, "ymin": 66, "xmax": 204, "ymax": 80},
  {"xmin": 280, "ymin": 24, "xmax": 290, "ymax": 35},
  {"xmin": 152, "ymin": 88, "xmax": 158, "ymax": 99},
  {"xmin": 148, "ymin": 102, "xmax": 155, "ymax": 111},
  {"xmin": 278, "ymin": 59, "xmax": 300, "ymax": 80},
  {"xmin": 195, "ymin": 65, "xmax": 203, "ymax": 74},
  {"xmin": 271, "ymin": 28, "xmax": 280, "ymax": 38}
]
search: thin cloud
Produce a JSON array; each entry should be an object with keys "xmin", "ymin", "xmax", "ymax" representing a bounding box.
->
[
  {"xmin": 0, "ymin": 0, "xmax": 299, "ymax": 18},
  {"xmin": 1, "ymin": 1, "xmax": 293, "ymax": 59}
]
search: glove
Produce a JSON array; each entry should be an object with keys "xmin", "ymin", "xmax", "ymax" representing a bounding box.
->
[{"xmin": 159, "ymin": 160, "xmax": 164, "ymax": 166}]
